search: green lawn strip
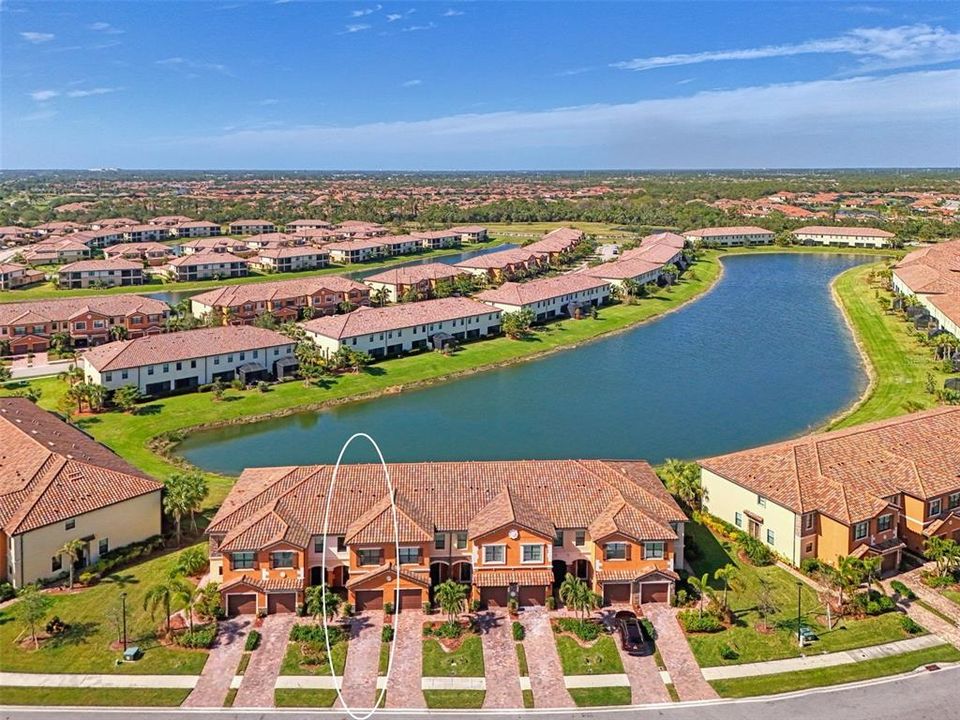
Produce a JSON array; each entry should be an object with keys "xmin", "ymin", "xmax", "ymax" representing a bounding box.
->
[
  {"xmin": 522, "ymin": 688, "xmax": 534, "ymax": 708},
  {"xmin": 709, "ymin": 644, "xmax": 960, "ymax": 698},
  {"xmin": 422, "ymin": 636, "xmax": 485, "ymax": 677},
  {"xmin": 941, "ymin": 588, "xmax": 960, "ymax": 607},
  {"xmin": 422, "ymin": 689, "xmax": 486, "ymax": 709},
  {"xmin": 378, "ymin": 642, "xmax": 390, "ymax": 675},
  {"xmin": 516, "ymin": 642, "xmax": 529, "ymax": 675},
  {"xmin": 279, "ymin": 636, "xmax": 348, "ymax": 676},
  {"xmin": 0, "ymin": 252, "xmax": 723, "ymax": 510},
  {"xmin": 236, "ymin": 652, "xmax": 250, "ymax": 675},
  {"xmin": 915, "ymin": 599, "xmax": 956, "ymax": 625},
  {"xmin": 0, "ymin": 687, "xmax": 190, "ymax": 706},
  {"xmin": 830, "ymin": 262, "xmax": 947, "ymax": 428},
  {"xmin": 0, "ymin": 544, "xmax": 208, "ymax": 675},
  {"xmin": 568, "ymin": 687, "xmax": 632, "ymax": 707},
  {"xmin": 554, "ymin": 635, "xmax": 624, "ymax": 675},
  {"xmin": 222, "ymin": 687, "xmax": 237, "ymax": 707},
  {"xmin": 685, "ymin": 521, "xmax": 915, "ymax": 667},
  {"xmin": 273, "ymin": 689, "xmax": 339, "ymax": 707},
  {"xmin": 665, "ymin": 683, "xmax": 680, "ymax": 702}
]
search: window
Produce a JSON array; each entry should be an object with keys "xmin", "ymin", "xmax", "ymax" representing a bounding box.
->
[
  {"xmin": 877, "ymin": 514, "xmax": 893, "ymax": 532},
  {"xmin": 766, "ymin": 529, "xmax": 776, "ymax": 544},
  {"xmin": 574, "ymin": 530, "xmax": 586, "ymax": 547},
  {"xmin": 105, "ymin": 373, "xmax": 112, "ymax": 382},
  {"xmin": 231, "ymin": 551, "xmax": 255, "ymax": 570},
  {"xmin": 803, "ymin": 513, "xmax": 815, "ymax": 532},
  {"xmin": 147, "ymin": 366, "xmax": 154, "ymax": 375},
  {"xmin": 398, "ymin": 547, "xmax": 419, "ymax": 565},
  {"xmin": 521, "ymin": 544, "xmax": 543, "ymax": 563},
  {"xmin": 929, "ymin": 498, "xmax": 942, "ymax": 517},
  {"xmin": 336, "ymin": 536, "xmax": 346, "ymax": 553},
  {"xmin": 853, "ymin": 521, "xmax": 868, "ymax": 541},
  {"xmin": 357, "ymin": 548, "xmax": 381, "ymax": 566},
  {"xmin": 434, "ymin": 533, "xmax": 446, "ymax": 550},
  {"xmin": 65, "ymin": 518, "xmax": 75, "ymax": 530},
  {"xmin": 604, "ymin": 542, "xmax": 627, "ymax": 560},
  {"xmin": 553, "ymin": 531, "xmax": 564, "ymax": 547},
  {"xmin": 734, "ymin": 512, "xmax": 743, "ymax": 528},
  {"xmin": 805, "ymin": 542, "xmax": 814, "ymax": 553},
  {"xmin": 950, "ymin": 492, "xmax": 960, "ymax": 510},
  {"xmin": 757, "ymin": 495, "xmax": 766, "ymax": 508},
  {"xmin": 52, "ymin": 555, "xmax": 62, "ymax": 572},
  {"xmin": 483, "ymin": 545, "xmax": 505, "ymax": 564},
  {"xmin": 455, "ymin": 532, "xmax": 467, "ymax": 550},
  {"xmin": 98, "ymin": 539, "xmax": 109, "ymax": 556},
  {"xmin": 313, "ymin": 537, "xmax": 324, "ymax": 553},
  {"xmin": 644, "ymin": 541, "xmax": 665, "ymax": 560},
  {"xmin": 121, "ymin": 370, "xmax": 128, "ymax": 380}
]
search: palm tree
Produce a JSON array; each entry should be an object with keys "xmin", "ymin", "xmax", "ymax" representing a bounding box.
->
[
  {"xmin": 57, "ymin": 365, "xmax": 84, "ymax": 387},
  {"xmin": 687, "ymin": 572, "xmax": 714, "ymax": 617},
  {"xmin": 558, "ymin": 573, "xmax": 594, "ymax": 622},
  {"xmin": 833, "ymin": 556, "xmax": 865, "ymax": 610},
  {"xmin": 371, "ymin": 287, "xmax": 390, "ymax": 307},
  {"xmin": 109, "ymin": 325, "xmax": 128, "ymax": 342},
  {"xmin": 714, "ymin": 564, "xmax": 737, "ymax": 611},
  {"xmin": 434, "ymin": 579, "xmax": 467, "ymax": 624},
  {"xmin": 143, "ymin": 574, "xmax": 192, "ymax": 636},
  {"xmin": 66, "ymin": 382, "xmax": 88, "ymax": 414},
  {"xmin": 57, "ymin": 539, "xmax": 86, "ymax": 589},
  {"xmin": 659, "ymin": 459, "xmax": 705, "ymax": 510},
  {"xmin": 85, "ymin": 383, "xmax": 107, "ymax": 413},
  {"xmin": 305, "ymin": 583, "xmax": 342, "ymax": 621},
  {"xmin": 163, "ymin": 475, "xmax": 193, "ymax": 546}
]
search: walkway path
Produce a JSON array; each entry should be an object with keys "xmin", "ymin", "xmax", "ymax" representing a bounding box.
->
[
  {"xmin": 182, "ymin": 617, "xmax": 251, "ymax": 707},
  {"xmin": 335, "ymin": 612, "xmax": 383, "ymax": 711},
  {"xmin": 882, "ymin": 579, "xmax": 960, "ymax": 650},
  {"xmin": 384, "ymin": 610, "xmax": 425, "ymax": 709},
  {"xmin": 475, "ymin": 610, "xmax": 523, "ymax": 708},
  {"xmin": 518, "ymin": 608, "xmax": 574, "ymax": 708},
  {"xmin": 0, "ymin": 673, "xmax": 197, "ymax": 688},
  {"xmin": 895, "ymin": 567, "xmax": 960, "ymax": 625},
  {"xmin": 643, "ymin": 603, "xmax": 717, "ymax": 701},
  {"xmin": 233, "ymin": 613, "xmax": 296, "ymax": 708}
]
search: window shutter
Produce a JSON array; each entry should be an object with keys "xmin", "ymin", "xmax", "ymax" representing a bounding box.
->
[
  {"xmin": 625, "ymin": 544, "xmax": 632, "ymax": 561},
  {"xmin": 417, "ymin": 547, "xmax": 423, "ymax": 564}
]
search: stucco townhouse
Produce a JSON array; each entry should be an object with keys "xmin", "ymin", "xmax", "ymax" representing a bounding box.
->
[
  {"xmin": 173, "ymin": 220, "xmax": 223, "ymax": 239},
  {"xmin": 285, "ymin": 219, "xmax": 334, "ymax": 232},
  {"xmin": 205, "ymin": 459, "xmax": 687, "ymax": 616},
  {"xmin": 476, "ymin": 274, "xmax": 611, "ymax": 322},
  {"xmin": 411, "ymin": 230, "xmax": 461, "ymax": 250},
  {"xmin": 103, "ymin": 241, "xmax": 175, "ymax": 266},
  {"xmin": 523, "ymin": 226, "xmax": 585, "ymax": 260},
  {"xmin": 792, "ymin": 225, "xmax": 896, "ymax": 248},
  {"xmin": 683, "ymin": 226, "xmax": 775, "ymax": 246},
  {"xmin": 57, "ymin": 259, "xmax": 145, "ymax": 289},
  {"xmin": 326, "ymin": 239, "xmax": 388, "ymax": 264},
  {"xmin": 179, "ymin": 237, "xmax": 253, "ymax": 256},
  {"xmin": 892, "ymin": 239, "xmax": 960, "ymax": 339},
  {"xmin": 454, "ymin": 247, "xmax": 549, "ymax": 281},
  {"xmin": 364, "ymin": 263, "xmax": 468, "ymax": 303},
  {"xmin": 122, "ymin": 224, "xmax": 169, "ymax": 243},
  {"xmin": 21, "ymin": 237, "xmax": 92, "ymax": 265},
  {"xmin": 253, "ymin": 245, "xmax": 331, "ymax": 273},
  {"xmin": 165, "ymin": 252, "xmax": 250, "ymax": 282},
  {"xmin": 0, "ymin": 262, "xmax": 45, "ymax": 291},
  {"xmin": 449, "ymin": 225, "xmax": 489, "ymax": 243},
  {"xmin": 229, "ymin": 220, "xmax": 276, "ymax": 236}
]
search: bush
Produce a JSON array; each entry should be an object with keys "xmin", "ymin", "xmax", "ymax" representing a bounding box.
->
[
  {"xmin": 677, "ymin": 610, "xmax": 723, "ymax": 633},
  {"xmin": 45, "ymin": 616, "xmax": 69, "ymax": 635},
  {"xmin": 672, "ymin": 589, "xmax": 688, "ymax": 607},
  {"xmin": 78, "ymin": 571, "xmax": 98, "ymax": 586},
  {"xmin": 342, "ymin": 603, "xmax": 353, "ymax": 617},
  {"xmin": 921, "ymin": 573, "xmax": 956, "ymax": 589},
  {"xmin": 433, "ymin": 621, "xmax": 463, "ymax": 639},
  {"xmin": 245, "ymin": 630, "xmax": 261, "ymax": 651},
  {"xmin": 176, "ymin": 624, "xmax": 217, "ymax": 649},
  {"xmin": 0, "ymin": 582, "xmax": 14, "ymax": 602},
  {"xmin": 545, "ymin": 596, "xmax": 557, "ymax": 611},
  {"xmin": 381, "ymin": 625, "xmax": 394, "ymax": 643},
  {"xmin": 469, "ymin": 599, "xmax": 482, "ymax": 613},
  {"xmin": 554, "ymin": 618, "xmax": 602, "ymax": 642},
  {"xmin": 890, "ymin": 580, "xmax": 916, "ymax": 600},
  {"xmin": 736, "ymin": 534, "xmax": 773, "ymax": 566},
  {"xmin": 640, "ymin": 617, "xmax": 656, "ymax": 641},
  {"xmin": 851, "ymin": 591, "xmax": 896, "ymax": 615},
  {"xmin": 290, "ymin": 624, "xmax": 347, "ymax": 645},
  {"xmin": 900, "ymin": 616, "xmax": 923, "ymax": 634},
  {"xmin": 512, "ymin": 621, "xmax": 525, "ymax": 641},
  {"xmin": 719, "ymin": 643, "xmax": 739, "ymax": 660},
  {"xmin": 422, "ymin": 601, "xmax": 434, "ymax": 614},
  {"xmin": 422, "ymin": 624, "xmax": 433, "ymax": 637},
  {"xmin": 507, "ymin": 598, "xmax": 518, "ymax": 615},
  {"xmin": 384, "ymin": 601, "xmax": 395, "ymax": 616},
  {"xmin": 800, "ymin": 558, "xmax": 823, "ymax": 575},
  {"xmin": 257, "ymin": 381, "xmax": 270, "ymax": 393}
]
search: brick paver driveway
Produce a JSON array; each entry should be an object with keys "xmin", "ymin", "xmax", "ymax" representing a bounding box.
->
[
  {"xmin": 234, "ymin": 613, "xmax": 297, "ymax": 707},
  {"xmin": 183, "ymin": 617, "xmax": 251, "ymax": 707},
  {"xmin": 475, "ymin": 610, "xmax": 523, "ymax": 708},
  {"xmin": 599, "ymin": 610, "xmax": 670, "ymax": 704},
  {"xmin": 644, "ymin": 603, "xmax": 717, "ymax": 701},
  {"xmin": 518, "ymin": 608, "xmax": 574, "ymax": 708},
  {"xmin": 385, "ymin": 609, "xmax": 425, "ymax": 709},
  {"xmin": 336, "ymin": 612, "xmax": 384, "ymax": 711}
]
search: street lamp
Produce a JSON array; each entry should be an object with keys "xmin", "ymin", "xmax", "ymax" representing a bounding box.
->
[
  {"xmin": 796, "ymin": 581, "xmax": 803, "ymax": 648},
  {"xmin": 120, "ymin": 592, "xmax": 128, "ymax": 652}
]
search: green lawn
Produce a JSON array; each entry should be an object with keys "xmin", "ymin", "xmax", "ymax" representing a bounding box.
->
[
  {"xmin": 554, "ymin": 635, "xmax": 624, "ymax": 675},
  {"xmin": 830, "ymin": 262, "xmax": 948, "ymax": 428},
  {"xmin": 522, "ymin": 688, "xmax": 535, "ymax": 708},
  {"xmin": 273, "ymin": 689, "xmax": 338, "ymax": 707},
  {"xmin": 0, "ymin": 544, "xmax": 209, "ymax": 675},
  {"xmin": 685, "ymin": 521, "xmax": 918, "ymax": 667},
  {"xmin": 516, "ymin": 642, "xmax": 529, "ymax": 675},
  {"xmin": 422, "ymin": 636, "xmax": 485, "ymax": 677},
  {"xmin": 1, "ymin": 252, "xmax": 722, "ymax": 509},
  {"xmin": 710, "ymin": 644, "xmax": 960, "ymax": 698},
  {"xmin": 941, "ymin": 588, "xmax": 960, "ymax": 607},
  {"xmin": 567, "ymin": 686, "xmax": 632, "ymax": 707},
  {"xmin": 0, "ymin": 687, "xmax": 191, "ymax": 706},
  {"xmin": 279, "ymin": 634, "xmax": 348, "ymax": 675},
  {"xmin": 422, "ymin": 689, "xmax": 486, "ymax": 708},
  {"xmin": 378, "ymin": 641, "xmax": 390, "ymax": 675}
]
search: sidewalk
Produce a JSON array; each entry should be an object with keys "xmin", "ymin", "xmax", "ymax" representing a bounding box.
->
[{"xmin": 0, "ymin": 673, "xmax": 197, "ymax": 688}]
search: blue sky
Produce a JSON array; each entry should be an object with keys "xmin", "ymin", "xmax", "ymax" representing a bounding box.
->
[{"xmin": 2, "ymin": 1, "xmax": 959, "ymax": 169}]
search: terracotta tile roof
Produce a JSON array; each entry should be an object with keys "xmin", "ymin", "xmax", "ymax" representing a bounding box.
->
[
  {"xmin": 411, "ymin": 230, "xmax": 458, "ymax": 240},
  {"xmin": 894, "ymin": 240, "xmax": 960, "ymax": 302},
  {"xmin": 230, "ymin": 219, "xmax": 274, "ymax": 227},
  {"xmin": 476, "ymin": 275, "xmax": 608, "ymax": 306},
  {"xmin": 176, "ymin": 221, "xmax": 222, "ymax": 229},
  {"xmin": 474, "ymin": 569, "xmax": 553, "ymax": 587},
  {"xmin": 286, "ymin": 219, "xmax": 333, "ymax": 228},
  {"xmin": 219, "ymin": 502, "xmax": 311, "ymax": 552},
  {"xmin": 179, "ymin": 238, "xmax": 248, "ymax": 251},
  {"xmin": 582, "ymin": 256, "xmax": 662, "ymax": 281},
  {"xmin": 700, "ymin": 407, "xmax": 960, "ymax": 524},
  {"xmin": 0, "ymin": 295, "xmax": 169, "ymax": 326},
  {"xmin": 0, "ymin": 398, "xmax": 160, "ymax": 535},
  {"xmin": 82, "ymin": 325, "xmax": 294, "ymax": 372},
  {"xmin": 639, "ymin": 232, "xmax": 687, "ymax": 249},
  {"xmin": 301, "ymin": 298, "xmax": 498, "ymax": 340},
  {"xmin": 365, "ymin": 263, "xmax": 466, "ymax": 286},
  {"xmin": 595, "ymin": 568, "xmax": 679, "ymax": 583},
  {"xmin": 525, "ymin": 228, "xmax": 584, "ymax": 254},
  {"xmin": 683, "ymin": 226, "xmax": 774, "ymax": 238},
  {"xmin": 221, "ymin": 574, "xmax": 264, "ymax": 592},
  {"xmin": 468, "ymin": 486, "xmax": 556, "ymax": 540},
  {"xmin": 103, "ymin": 242, "xmax": 173, "ymax": 256},
  {"xmin": 793, "ymin": 225, "xmax": 895, "ymax": 238},
  {"xmin": 345, "ymin": 493, "xmax": 433, "ymax": 544},
  {"xmin": 450, "ymin": 225, "xmax": 487, "ymax": 234},
  {"xmin": 167, "ymin": 252, "xmax": 248, "ymax": 267},
  {"xmin": 326, "ymin": 238, "xmax": 387, "ymax": 252},
  {"xmin": 346, "ymin": 562, "xmax": 430, "ymax": 589},
  {"xmin": 257, "ymin": 246, "xmax": 329, "ymax": 259},
  {"xmin": 588, "ymin": 499, "xmax": 677, "ymax": 543},
  {"xmin": 58, "ymin": 259, "xmax": 142, "ymax": 273},
  {"xmin": 455, "ymin": 248, "xmax": 547, "ymax": 270},
  {"xmin": 191, "ymin": 276, "xmax": 367, "ymax": 309}
]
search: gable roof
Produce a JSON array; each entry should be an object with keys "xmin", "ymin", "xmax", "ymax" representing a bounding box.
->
[{"xmin": 467, "ymin": 486, "xmax": 556, "ymax": 540}]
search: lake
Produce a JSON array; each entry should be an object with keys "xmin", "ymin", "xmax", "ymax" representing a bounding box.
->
[{"xmin": 177, "ymin": 252, "xmax": 872, "ymax": 473}]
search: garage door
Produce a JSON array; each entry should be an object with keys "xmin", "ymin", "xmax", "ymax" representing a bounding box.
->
[
  {"xmin": 603, "ymin": 583, "xmax": 632, "ymax": 605},
  {"xmin": 227, "ymin": 593, "xmax": 257, "ymax": 616},
  {"xmin": 397, "ymin": 589, "xmax": 422, "ymax": 611},
  {"xmin": 640, "ymin": 583, "xmax": 669, "ymax": 604},
  {"xmin": 355, "ymin": 590, "xmax": 384, "ymax": 612},
  {"xmin": 518, "ymin": 585, "xmax": 545, "ymax": 606},
  {"xmin": 480, "ymin": 587, "xmax": 508, "ymax": 608},
  {"xmin": 268, "ymin": 592, "xmax": 297, "ymax": 614}
]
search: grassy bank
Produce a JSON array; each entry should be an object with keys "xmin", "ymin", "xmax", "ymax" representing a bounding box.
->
[{"xmin": 1, "ymin": 252, "xmax": 722, "ymax": 508}]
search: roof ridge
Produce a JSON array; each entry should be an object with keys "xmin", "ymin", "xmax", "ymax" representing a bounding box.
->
[{"xmin": 3, "ymin": 455, "xmax": 68, "ymax": 534}]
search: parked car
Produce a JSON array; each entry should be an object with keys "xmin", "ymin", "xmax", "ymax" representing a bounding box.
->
[{"xmin": 615, "ymin": 610, "xmax": 650, "ymax": 656}]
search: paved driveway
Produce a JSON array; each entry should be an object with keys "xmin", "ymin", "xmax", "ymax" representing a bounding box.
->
[
  {"xmin": 335, "ymin": 612, "xmax": 384, "ymax": 710},
  {"xmin": 234, "ymin": 613, "xmax": 296, "ymax": 707},
  {"xmin": 519, "ymin": 607, "xmax": 574, "ymax": 708},
  {"xmin": 385, "ymin": 610, "xmax": 425, "ymax": 708},
  {"xmin": 475, "ymin": 610, "xmax": 523, "ymax": 708},
  {"xmin": 603, "ymin": 613, "xmax": 670, "ymax": 704},
  {"xmin": 644, "ymin": 603, "xmax": 717, "ymax": 701},
  {"xmin": 182, "ymin": 617, "xmax": 251, "ymax": 707}
]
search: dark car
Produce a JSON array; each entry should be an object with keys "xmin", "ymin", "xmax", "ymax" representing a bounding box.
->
[{"xmin": 615, "ymin": 610, "xmax": 650, "ymax": 656}]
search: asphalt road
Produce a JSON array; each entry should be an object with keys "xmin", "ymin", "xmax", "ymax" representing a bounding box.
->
[{"xmin": 1, "ymin": 665, "xmax": 956, "ymax": 719}]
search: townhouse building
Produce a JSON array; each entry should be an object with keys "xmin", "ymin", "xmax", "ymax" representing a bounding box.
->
[
  {"xmin": 524, "ymin": 227, "xmax": 584, "ymax": 259},
  {"xmin": 84, "ymin": 229, "xmax": 127, "ymax": 249},
  {"xmin": 300, "ymin": 297, "xmax": 501, "ymax": 359},
  {"xmin": 179, "ymin": 237, "xmax": 253, "ymax": 256},
  {"xmin": 0, "ymin": 263, "xmax": 45, "ymax": 291},
  {"xmin": 377, "ymin": 235, "xmax": 422, "ymax": 256},
  {"xmin": 454, "ymin": 248, "xmax": 549, "ymax": 281},
  {"xmin": 57, "ymin": 259, "xmax": 145, "ymax": 289},
  {"xmin": 82, "ymin": 325, "xmax": 296, "ymax": 395},
  {"xmin": 0, "ymin": 398, "xmax": 163, "ymax": 588},
  {"xmin": 253, "ymin": 246, "xmax": 331, "ymax": 273},
  {"xmin": 150, "ymin": 215, "xmax": 194, "ymax": 227},
  {"xmin": 0, "ymin": 226, "xmax": 34, "ymax": 245},
  {"xmin": 285, "ymin": 219, "xmax": 333, "ymax": 232},
  {"xmin": 89, "ymin": 218, "xmax": 139, "ymax": 230},
  {"xmin": 364, "ymin": 263, "xmax": 468, "ymax": 303},
  {"xmin": 326, "ymin": 239, "xmax": 387, "ymax": 264},
  {"xmin": 892, "ymin": 239, "xmax": 960, "ymax": 338},
  {"xmin": 21, "ymin": 238, "xmax": 91, "ymax": 265},
  {"xmin": 103, "ymin": 242, "xmax": 174, "ymax": 266},
  {"xmin": 683, "ymin": 226, "xmax": 775, "ymax": 246},
  {"xmin": 699, "ymin": 408, "xmax": 960, "ymax": 572},
  {"xmin": 165, "ymin": 252, "xmax": 249, "ymax": 282},
  {"xmin": 582, "ymin": 256, "xmax": 663, "ymax": 289},
  {"xmin": 189, "ymin": 276, "xmax": 370, "ymax": 325},
  {"xmin": 229, "ymin": 220, "xmax": 276, "ymax": 236},
  {"xmin": 206, "ymin": 459, "xmax": 687, "ymax": 615},
  {"xmin": 411, "ymin": 230, "xmax": 461, "ymax": 250},
  {"xmin": 450, "ymin": 225, "xmax": 489, "ymax": 243},
  {"xmin": 174, "ymin": 221, "xmax": 223, "ymax": 239},
  {"xmin": 792, "ymin": 225, "xmax": 896, "ymax": 248},
  {"xmin": 337, "ymin": 221, "xmax": 388, "ymax": 237},
  {"xmin": 122, "ymin": 224, "xmax": 168, "ymax": 243},
  {"xmin": 0, "ymin": 295, "xmax": 169, "ymax": 354},
  {"xmin": 476, "ymin": 274, "xmax": 611, "ymax": 322},
  {"xmin": 34, "ymin": 221, "xmax": 82, "ymax": 236},
  {"xmin": 244, "ymin": 232, "xmax": 301, "ymax": 251}
]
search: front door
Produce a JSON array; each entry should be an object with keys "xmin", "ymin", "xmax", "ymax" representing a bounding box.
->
[{"xmin": 748, "ymin": 518, "xmax": 761, "ymax": 539}]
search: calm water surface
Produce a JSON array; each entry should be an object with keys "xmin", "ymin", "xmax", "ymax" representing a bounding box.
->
[{"xmin": 178, "ymin": 253, "xmax": 871, "ymax": 473}]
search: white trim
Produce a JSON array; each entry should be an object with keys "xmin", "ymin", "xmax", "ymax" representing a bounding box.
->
[
  {"xmin": 483, "ymin": 544, "xmax": 506, "ymax": 565},
  {"xmin": 520, "ymin": 543, "xmax": 544, "ymax": 564}
]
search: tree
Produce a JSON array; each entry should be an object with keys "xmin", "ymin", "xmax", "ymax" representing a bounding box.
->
[
  {"xmin": 253, "ymin": 311, "xmax": 278, "ymax": 330},
  {"xmin": 143, "ymin": 574, "xmax": 192, "ymax": 636},
  {"xmin": 371, "ymin": 287, "xmax": 390, "ymax": 307},
  {"xmin": 18, "ymin": 585, "xmax": 54, "ymax": 649},
  {"xmin": 112, "ymin": 385, "xmax": 142, "ymax": 413},
  {"xmin": 48, "ymin": 331, "xmax": 72, "ymax": 355},
  {"xmin": 174, "ymin": 545, "xmax": 208, "ymax": 577},
  {"xmin": 558, "ymin": 573, "xmax": 597, "ymax": 622},
  {"xmin": 924, "ymin": 537, "xmax": 960, "ymax": 578},
  {"xmin": 0, "ymin": 365, "xmax": 11, "ymax": 383},
  {"xmin": 85, "ymin": 383, "xmax": 107, "ymax": 413},
  {"xmin": 305, "ymin": 583, "xmax": 342, "ymax": 621},
  {"xmin": 434, "ymin": 579, "xmax": 467, "ymax": 624},
  {"xmin": 687, "ymin": 572, "xmax": 715, "ymax": 617},
  {"xmin": 57, "ymin": 365, "xmax": 84, "ymax": 387},
  {"xmin": 164, "ymin": 471, "xmax": 208, "ymax": 543},
  {"xmin": 174, "ymin": 581, "xmax": 202, "ymax": 634},
  {"xmin": 754, "ymin": 576, "xmax": 779, "ymax": 632},
  {"xmin": 714, "ymin": 564, "xmax": 738, "ymax": 611},
  {"xmin": 66, "ymin": 383, "xmax": 88, "ymax": 414},
  {"xmin": 831, "ymin": 556, "xmax": 866, "ymax": 610},
  {"xmin": 501, "ymin": 309, "xmax": 534, "ymax": 339},
  {"xmin": 659, "ymin": 459, "xmax": 705, "ymax": 510},
  {"xmin": 110, "ymin": 325, "xmax": 128, "ymax": 342},
  {"xmin": 211, "ymin": 379, "xmax": 225, "ymax": 401},
  {"xmin": 57, "ymin": 539, "xmax": 86, "ymax": 589},
  {"xmin": 432, "ymin": 279, "xmax": 454, "ymax": 298}
]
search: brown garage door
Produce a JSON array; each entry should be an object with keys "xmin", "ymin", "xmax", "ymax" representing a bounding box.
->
[
  {"xmin": 227, "ymin": 593, "xmax": 257, "ymax": 616},
  {"xmin": 518, "ymin": 585, "xmax": 545, "ymax": 606},
  {"xmin": 355, "ymin": 590, "xmax": 384, "ymax": 612},
  {"xmin": 268, "ymin": 592, "xmax": 297, "ymax": 614},
  {"xmin": 480, "ymin": 587, "xmax": 508, "ymax": 608},
  {"xmin": 640, "ymin": 583, "xmax": 669, "ymax": 604},
  {"xmin": 397, "ymin": 589, "xmax": 422, "ymax": 611},
  {"xmin": 603, "ymin": 583, "xmax": 632, "ymax": 605}
]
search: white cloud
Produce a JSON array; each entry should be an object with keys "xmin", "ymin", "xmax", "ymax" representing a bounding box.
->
[
  {"xmin": 613, "ymin": 24, "xmax": 960, "ymax": 73},
  {"xmin": 156, "ymin": 57, "xmax": 231, "ymax": 75},
  {"xmin": 29, "ymin": 89, "xmax": 59, "ymax": 101},
  {"xmin": 341, "ymin": 23, "xmax": 371, "ymax": 34},
  {"xmin": 350, "ymin": 4, "xmax": 381, "ymax": 17},
  {"xmin": 402, "ymin": 22, "xmax": 436, "ymax": 32},
  {"xmin": 443, "ymin": 9, "xmax": 464, "ymax": 17},
  {"xmin": 66, "ymin": 87, "xmax": 121, "ymax": 98},
  {"xmin": 168, "ymin": 69, "xmax": 960, "ymax": 169},
  {"xmin": 21, "ymin": 31, "xmax": 54, "ymax": 43},
  {"xmin": 386, "ymin": 14, "xmax": 402, "ymax": 21},
  {"xmin": 88, "ymin": 21, "xmax": 124, "ymax": 34},
  {"xmin": 401, "ymin": 79, "xmax": 422, "ymax": 87}
]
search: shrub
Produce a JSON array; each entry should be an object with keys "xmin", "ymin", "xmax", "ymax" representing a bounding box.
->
[
  {"xmin": 290, "ymin": 624, "xmax": 347, "ymax": 645},
  {"xmin": 900, "ymin": 616, "xmax": 923, "ymax": 634},
  {"xmin": 800, "ymin": 558, "xmax": 823, "ymax": 575},
  {"xmin": 245, "ymin": 630, "xmax": 261, "ymax": 651},
  {"xmin": 852, "ymin": 591, "xmax": 896, "ymax": 615},
  {"xmin": 257, "ymin": 381, "xmax": 270, "ymax": 393},
  {"xmin": 176, "ymin": 624, "xmax": 217, "ymax": 649},
  {"xmin": 422, "ymin": 624, "xmax": 433, "ymax": 637},
  {"xmin": 422, "ymin": 601, "xmax": 434, "ymax": 615},
  {"xmin": 78, "ymin": 571, "xmax": 98, "ymax": 586},
  {"xmin": 719, "ymin": 643, "xmax": 739, "ymax": 660},
  {"xmin": 384, "ymin": 601, "xmax": 395, "ymax": 616},
  {"xmin": 736, "ymin": 534, "xmax": 773, "ymax": 566},
  {"xmin": 381, "ymin": 625, "xmax": 394, "ymax": 643},
  {"xmin": 672, "ymin": 589, "xmax": 688, "ymax": 607},
  {"xmin": 890, "ymin": 580, "xmax": 916, "ymax": 600},
  {"xmin": 230, "ymin": 378, "xmax": 244, "ymax": 391},
  {"xmin": 545, "ymin": 596, "xmax": 557, "ymax": 611},
  {"xmin": 433, "ymin": 621, "xmax": 463, "ymax": 639},
  {"xmin": 0, "ymin": 582, "xmax": 14, "ymax": 602},
  {"xmin": 677, "ymin": 610, "xmax": 723, "ymax": 633},
  {"xmin": 921, "ymin": 573, "xmax": 955, "ymax": 589},
  {"xmin": 507, "ymin": 598, "xmax": 519, "ymax": 615},
  {"xmin": 555, "ymin": 618, "xmax": 602, "ymax": 642},
  {"xmin": 512, "ymin": 621, "xmax": 525, "ymax": 641},
  {"xmin": 640, "ymin": 618, "xmax": 656, "ymax": 641},
  {"xmin": 342, "ymin": 603, "xmax": 353, "ymax": 617},
  {"xmin": 469, "ymin": 599, "xmax": 482, "ymax": 613}
]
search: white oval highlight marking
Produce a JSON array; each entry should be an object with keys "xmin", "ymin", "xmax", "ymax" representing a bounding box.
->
[{"xmin": 320, "ymin": 433, "xmax": 398, "ymax": 719}]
